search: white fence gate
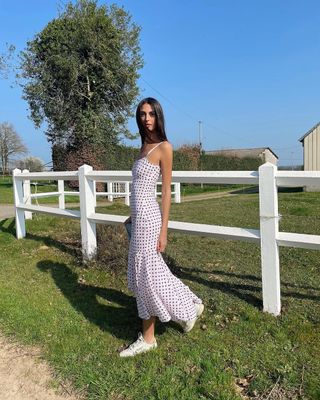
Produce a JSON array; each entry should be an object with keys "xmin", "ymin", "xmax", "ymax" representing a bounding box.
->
[{"xmin": 12, "ymin": 163, "xmax": 320, "ymax": 316}]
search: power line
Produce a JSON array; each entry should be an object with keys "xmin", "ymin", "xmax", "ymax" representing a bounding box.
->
[
  {"xmin": 140, "ymin": 78, "xmax": 307, "ymax": 149},
  {"xmin": 140, "ymin": 78, "xmax": 197, "ymax": 122},
  {"xmin": 141, "ymin": 77, "xmax": 241, "ymax": 142}
]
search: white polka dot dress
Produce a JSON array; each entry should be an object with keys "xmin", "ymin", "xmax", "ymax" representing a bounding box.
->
[{"xmin": 127, "ymin": 142, "xmax": 202, "ymax": 323}]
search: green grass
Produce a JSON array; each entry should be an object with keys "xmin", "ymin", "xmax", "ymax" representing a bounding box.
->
[
  {"xmin": 0, "ymin": 191, "xmax": 320, "ymax": 399},
  {"xmin": 0, "ymin": 176, "xmax": 80, "ymax": 204},
  {"xmin": 0, "ymin": 176, "xmax": 14, "ymax": 203}
]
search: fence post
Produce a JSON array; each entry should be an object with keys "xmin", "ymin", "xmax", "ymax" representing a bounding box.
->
[
  {"xmin": 93, "ymin": 180, "xmax": 97, "ymax": 207},
  {"xmin": 125, "ymin": 181, "xmax": 130, "ymax": 206},
  {"xmin": 23, "ymin": 169, "xmax": 32, "ymax": 220},
  {"xmin": 174, "ymin": 182, "xmax": 181, "ymax": 203},
  {"xmin": 13, "ymin": 168, "xmax": 26, "ymax": 239},
  {"xmin": 259, "ymin": 162, "xmax": 281, "ymax": 316},
  {"xmin": 58, "ymin": 180, "xmax": 65, "ymax": 209},
  {"xmin": 107, "ymin": 181, "xmax": 113, "ymax": 202},
  {"xmin": 78, "ymin": 164, "xmax": 96, "ymax": 261}
]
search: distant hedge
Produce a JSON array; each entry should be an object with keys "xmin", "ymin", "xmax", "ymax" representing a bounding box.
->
[
  {"xmin": 103, "ymin": 146, "xmax": 262, "ymax": 171},
  {"xmin": 107, "ymin": 147, "xmax": 262, "ymax": 171},
  {"xmin": 53, "ymin": 144, "xmax": 262, "ymax": 172},
  {"xmin": 201, "ymin": 154, "xmax": 261, "ymax": 171}
]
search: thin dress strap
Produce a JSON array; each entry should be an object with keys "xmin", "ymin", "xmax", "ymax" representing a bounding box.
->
[{"xmin": 146, "ymin": 141, "xmax": 164, "ymax": 156}]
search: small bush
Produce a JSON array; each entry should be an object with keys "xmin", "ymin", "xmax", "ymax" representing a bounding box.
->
[
  {"xmin": 96, "ymin": 224, "xmax": 129, "ymax": 274},
  {"xmin": 65, "ymin": 145, "xmax": 105, "ymax": 190}
]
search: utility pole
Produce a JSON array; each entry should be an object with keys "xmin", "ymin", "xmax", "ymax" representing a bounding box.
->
[
  {"xmin": 198, "ymin": 120, "xmax": 202, "ymax": 151},
  {"xmin": 198, "ymin": 121, "xmax": 203, "ymax": 188}
]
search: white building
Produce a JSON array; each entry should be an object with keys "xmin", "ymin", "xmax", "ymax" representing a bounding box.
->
[{"xmin": 299, "ymin": 122, "xmax": 320, "ymax": 191}]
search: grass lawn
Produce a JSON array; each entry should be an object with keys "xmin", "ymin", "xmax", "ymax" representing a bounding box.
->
[
  {"xmin": 0, "ymin": 176, "xmax": 80, "ymax": 204},
  {"xmin": 0, "ymin": 192, "xmax": 320, "ymax": 399}
]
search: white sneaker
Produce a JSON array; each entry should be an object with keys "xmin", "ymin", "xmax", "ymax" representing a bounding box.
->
[
  {"xmin": 179, "ymin": 303, "xmax": 204, "ymax": 333},
  {"xmin": 119, "ymin": 332, "xmax": 157, "ymax": 357}
]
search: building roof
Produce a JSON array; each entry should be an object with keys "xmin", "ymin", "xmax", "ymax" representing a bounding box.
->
[
  {"xmin": 299, "ymin": 122, "xmax": 320, "ymax": 142},
  {"xmin": 205, "ymin": 147, "xmax": 278, "ymax": 159}
]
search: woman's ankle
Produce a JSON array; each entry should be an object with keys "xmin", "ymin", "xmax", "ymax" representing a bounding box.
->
[{"xmin": 143, "ymin": 334, "xmax": 156, "ymax": 344}]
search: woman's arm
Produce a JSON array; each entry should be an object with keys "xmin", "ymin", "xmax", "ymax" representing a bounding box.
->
[{"xmin": 157, "ymin": 142, "xmax": 173, "ymax": 252}]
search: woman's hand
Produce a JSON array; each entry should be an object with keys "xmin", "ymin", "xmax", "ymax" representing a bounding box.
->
[
  {"xmin": 157, "ymin": 229, "xmax": 167, "ymax": 253},
  {"xmin": 124, "ymin": 216, "xmax": 131, "ymax": 225}
]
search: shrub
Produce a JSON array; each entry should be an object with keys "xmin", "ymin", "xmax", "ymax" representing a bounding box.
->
[
  {"xmin": 96, "ymin": 224, "xmax": 129, "ymax": 274},
  {"xmin": 65, "ymin": 145, "xmax": 105, "ymax": 190}
]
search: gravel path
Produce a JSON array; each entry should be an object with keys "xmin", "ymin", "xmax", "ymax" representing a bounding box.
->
[
  {"xmin": 0, "ymin": 204, "xmax": 15, "ymax": 220},
  {"xmin": 181, "ymin": 190, "xmax": 235, "ymax": 202}
]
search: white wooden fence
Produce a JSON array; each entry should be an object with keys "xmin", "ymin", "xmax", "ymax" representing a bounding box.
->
[
  {"xmin": 26, "ymin": 178, "xmax": 181, "ymax": 208},
  {"xmin": 12, "ymin": 163, "xmax": 320, "ymax": 316}
]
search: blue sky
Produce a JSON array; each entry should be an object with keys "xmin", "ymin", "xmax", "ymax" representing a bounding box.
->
[{"xmin": 1, "ymin": 0, "xmax": 320, "ymax": 166}]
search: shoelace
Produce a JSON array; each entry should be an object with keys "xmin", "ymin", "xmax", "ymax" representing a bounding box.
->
[{"xmin": 127, "ymin": 334, "xmax": 144, "ymax": 352}]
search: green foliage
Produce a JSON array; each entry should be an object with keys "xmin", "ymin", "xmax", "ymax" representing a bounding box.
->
[
  {"xmin": 201, "ymin": 153, "xmax": 261, "ymax": 171},
  {"xmin": 97, "ymin": 144, "xmax": 262, "ymax": 172},
  {"xmin": 53, "ymin": 141, "xmax": 262, "ymax": 172},
  {"xmin": 19, "ymin": 0, "xmax": 143, "ymax": 149}
]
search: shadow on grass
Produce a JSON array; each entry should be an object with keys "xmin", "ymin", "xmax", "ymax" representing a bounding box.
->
[
  {"xmin": 0, "ymin": 182, "xmax": 13, "ymax": 188},
  {"xmin": 167, "ymin": 258, "xmax": 263, "ymax": 310},
  {"xmin": 37, "ymin": 260, "xmax": 142, "ymax": 341},
  {"xmin": 3, "ymin": 218, "xmax": 319, "ymax": 322},
  {"xmin": 164, "ymin": 255, "xmax": 320, "ymax": 308},
  {"xmin": 0, "ymin": 218, "xmax": 15, "ymax": 235},
  {"xmin": 173, "ymin": 265, "xmax": 320, "ymax": 293},
  {"xmin": 229, "ymin": 186, "xmax": 304, "ymax": 195},
  {"xmin": 0, "ymin": 218, "xmax": 79, "ymax": 257},
  {"xmin": 230, "ymin": 185, "xmax": 259, "ymax": 195},
  {"xmin": 36, "ymin": 258, "xmax": 183, "ymax": 339}
]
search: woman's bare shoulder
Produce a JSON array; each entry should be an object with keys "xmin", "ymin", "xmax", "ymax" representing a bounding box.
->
[{"xmin": 161, "ymin": 141, "xmax": 173, "ymax": 152}]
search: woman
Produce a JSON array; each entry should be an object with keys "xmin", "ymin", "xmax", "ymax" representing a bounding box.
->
[{"xmin": 120, "ymin": 97, "xmax": 204, "ymax": 357}]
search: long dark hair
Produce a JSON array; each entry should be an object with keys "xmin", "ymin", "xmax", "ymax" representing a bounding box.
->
[{"xmin": 136, "ymin": 97, "xmax": 168, "ymax": 145}]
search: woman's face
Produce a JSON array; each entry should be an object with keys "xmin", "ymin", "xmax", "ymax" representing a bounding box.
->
[{"xmin": 139, "ymin": 103, "xmax": 157, "ymax": 134}]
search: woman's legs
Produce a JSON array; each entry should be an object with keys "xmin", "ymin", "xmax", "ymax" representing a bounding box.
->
[{"xmin": 142, "ymin": 316, "xmax": 156, "ymax": 344}]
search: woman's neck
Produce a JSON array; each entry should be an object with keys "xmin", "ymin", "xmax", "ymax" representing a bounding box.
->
[{"xmin": 144, "ymin": 132, "xmax": 161, "ymax": 144}]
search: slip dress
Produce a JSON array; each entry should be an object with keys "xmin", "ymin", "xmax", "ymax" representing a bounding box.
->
[{"xmin": 127, "ymin": 141, "xmax": 202, "ymax": 323}]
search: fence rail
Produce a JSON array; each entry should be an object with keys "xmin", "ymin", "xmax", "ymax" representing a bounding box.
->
[
  {"xmin": 24, "ymin": 178, "xmax": 180, "ymax": 208},
  {"xmin": 13, "ymin": 163, "xmax": 320, "ymax": 317}
]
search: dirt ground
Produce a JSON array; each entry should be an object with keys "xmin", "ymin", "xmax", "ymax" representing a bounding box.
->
[{"xmin": 0, "ymin": 334, "xmax": 82, "ymax": 400}]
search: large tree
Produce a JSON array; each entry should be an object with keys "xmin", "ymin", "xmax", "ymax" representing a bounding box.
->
[
  {"xmin": 19, "ymin": 0, "xmax": 143, "ymax": 151},
  {"xmin": 0, "ymin": 122, "xmax": 28, "ymax": 175}
]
